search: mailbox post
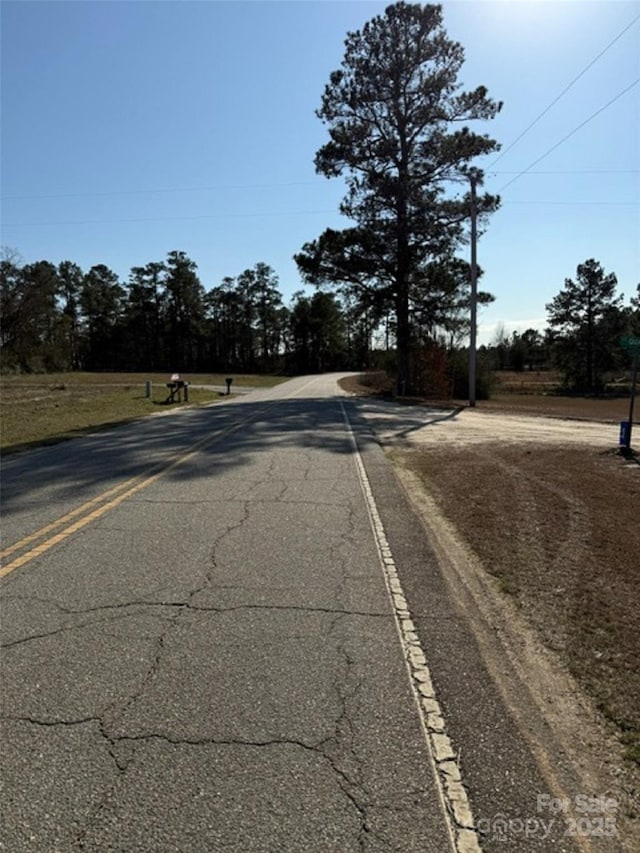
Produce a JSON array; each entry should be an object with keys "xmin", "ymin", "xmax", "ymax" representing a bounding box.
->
[
  {"xmin": 225, "ymin": 377, "xmax": 233, "ymax": 396},
  {"xmin": 165, "ymin": 373, "xmax": 188, "ymax": 404}
]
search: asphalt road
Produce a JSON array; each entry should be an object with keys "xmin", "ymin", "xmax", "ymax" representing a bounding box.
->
[{"xmin": 0, "ymin": 376, "xmax": 610, "ymax": 852}]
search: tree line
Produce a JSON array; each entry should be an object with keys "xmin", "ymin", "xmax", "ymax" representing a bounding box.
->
[
  {"xmin": 3, "ymin": 245, "xmax": 637, "ymax": 396},
  {"xmin": 2, "ymin": 3, "xmax": 500, "ymax": 390},
  {"xmin": 0, "ymin": 249, "xmax": 374, "ymax": 376}
]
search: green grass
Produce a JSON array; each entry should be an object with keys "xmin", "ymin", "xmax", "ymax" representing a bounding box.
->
[
  {"xmin": 0, "ymin": 371, "xmax": 286, "ymax": 389},
  {"xmin": 0, "ymin": 372, "xmax": 286, "ymax": 452}
]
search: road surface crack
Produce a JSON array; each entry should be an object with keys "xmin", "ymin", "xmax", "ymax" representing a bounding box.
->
[
  {"xmin": 315, "ymin": 626, "xmax": 374, "ymax": 850},
  {"xmin": 0, "ymin": 604, "xmax": 179, "ymax": 649},
  {"xmin": 0, "ymin": 600, "xmax": 391, "ymax": 650}
]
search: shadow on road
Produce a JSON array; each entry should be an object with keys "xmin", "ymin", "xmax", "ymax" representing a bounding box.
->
[
  {"xmin": 353, "ymin": 399, "xmax": 463, "ymax": 440},
  {"xmin": 0, "ymin": 398, "xmax": 358, "ymax": 512},
  {"xmin": 0, "ymin": 395, "xmax": 461, "ymax": 517}
]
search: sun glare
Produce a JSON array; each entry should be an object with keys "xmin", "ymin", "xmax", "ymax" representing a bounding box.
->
[{"xmin": 453, "ymin": 1, "xmax": 595, "ymax": 49}]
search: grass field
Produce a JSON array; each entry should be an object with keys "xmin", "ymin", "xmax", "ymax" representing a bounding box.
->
[{"xmin": 0, "ymin": 372, "xmax": 286, "ymax": 452}]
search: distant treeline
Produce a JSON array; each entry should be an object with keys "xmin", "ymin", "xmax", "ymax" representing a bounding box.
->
[
  {"xmin": 2, "ymin": 250, "xmax": 638, "ymax": 395},
  {"xmin": 0, "ymin": 250, "xmax": 372, "ymax": 376}
]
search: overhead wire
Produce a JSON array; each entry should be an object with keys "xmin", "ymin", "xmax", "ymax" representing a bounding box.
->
[
  {"xmin": 2, "ymin": 209, "xmax": 341, "ymax": 228},
  {"xmin": 496, "ymin": 78, "xmax": 640, "ymax": 193},
  {"xmin": 503, "ymin": 201, "xmax": 638, "ymax": 206},
  {"xmin": 2, "ymin": 171, "xmax": 639, "ymax": 204},
  {"xmin": 4, "ymin": 197, "xmax": 637, "ymax": 229},
  {"xmin": 488, "ymin": 12, "xmax": 640, "ymax": 168},
  {"xmin": 490, "ymin": 169, "xmax": 639, "ymax": 176},
  {"xmin": 0, "ymin": 180, "xmax": 322, "ymax": 202}
]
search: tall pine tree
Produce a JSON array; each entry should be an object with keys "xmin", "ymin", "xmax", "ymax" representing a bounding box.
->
[
  {"xmin": 295, "ymin": 2, "xmax": 501, "ymax": 392},
  {"xmin": 546, "ymin": 259, "xmax": 622, "ymax": 393}
]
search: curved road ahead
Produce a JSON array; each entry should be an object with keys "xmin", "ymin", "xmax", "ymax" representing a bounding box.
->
[{"xmin": 0, "ymin": 376, "xmax": 604, "ymax": 852}]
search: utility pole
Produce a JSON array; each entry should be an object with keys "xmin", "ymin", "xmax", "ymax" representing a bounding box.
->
[{"xmin": 468, "ymin": 170, "xmax": 479, "ymax": 408}]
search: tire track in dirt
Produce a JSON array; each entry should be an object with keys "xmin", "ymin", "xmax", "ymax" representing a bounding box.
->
[
  {"xmin": 392, "ymin": 455, "xmax": 631, "ymax": 853},
  {"xmin": 468, "ymin": 444, "xmax": 593, "ymax": 659}
]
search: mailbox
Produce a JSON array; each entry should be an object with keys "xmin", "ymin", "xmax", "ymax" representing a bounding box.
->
[{"xmin": 166, "ymin": 375, "xmax": 188, "ymax": 403}]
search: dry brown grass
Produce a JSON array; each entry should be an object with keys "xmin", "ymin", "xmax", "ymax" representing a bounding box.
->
[
  {"xmin": 406, "ymin": 443, "xmax": 640, "ymax": 767},
  {"xmin": 0, "ymin": 377, "xmax": 212, "ymax": 451},
  {"xmin": 342, "ymin": 370, "xmax": 634, "ymax": 422},
  {"xmin": 342, "ymin": 371, "xmax": 640, "ymax": 773},
  {"xmin": 494, "ymin": 369, "xmax": 564, "ymax": 390}
]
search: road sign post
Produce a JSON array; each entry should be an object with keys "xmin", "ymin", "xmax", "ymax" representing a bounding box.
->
[{"xmin": 620, "ymin": 337, "xmax": 640, "ymax": 454}]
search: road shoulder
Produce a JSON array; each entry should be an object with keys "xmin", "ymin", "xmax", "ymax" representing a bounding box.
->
[{"xmin": 348, "ymin": 401, "xmax": 635, "ymax": 851}]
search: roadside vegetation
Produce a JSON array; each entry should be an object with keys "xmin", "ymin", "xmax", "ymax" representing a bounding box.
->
[
  {"xmin": 0, "ymin": 372, "xmax": 285, "ymax": 453},
  {"xmin": 343, "ymin": 370, "xmax": 640, "ymax": 782},
  {"xmin": 349, "ymin": 368, "xmax": 636, "ymax": 422}
]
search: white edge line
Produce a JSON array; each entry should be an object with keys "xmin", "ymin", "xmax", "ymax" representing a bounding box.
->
[{"xmin": 340, "ymin": 400, "xmax": 483, "ymax": 853}]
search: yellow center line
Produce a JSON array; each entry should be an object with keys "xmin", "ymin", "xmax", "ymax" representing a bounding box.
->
[
  {"xmin": 0, "ymin": 475, "xmax": 143, "ymax": 560},
  {"xmin": 0, "ymin": 403, "xmax": 278, "ymax": 580},
  {"xmin": 0, "ymin": 472, "xmax": 165, "ymax": 577}
]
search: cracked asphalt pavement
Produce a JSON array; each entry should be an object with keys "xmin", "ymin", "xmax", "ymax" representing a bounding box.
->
[
  {"xmin": 1, "ymin": 374, "xmax": 599, "ymax": 853},
  {"xmin": 1, "ymin": 375, "xmax": 456, "ymax": 852}
]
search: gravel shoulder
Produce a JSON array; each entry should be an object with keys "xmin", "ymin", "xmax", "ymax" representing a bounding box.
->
[{"xmin": 343, "ymin": 380, "xmax": 640, "ymax": 848}]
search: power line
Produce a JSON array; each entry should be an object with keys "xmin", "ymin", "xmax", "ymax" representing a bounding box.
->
[
  {"xmin": 0, "ymin": 180, "xmax": 323, "ymax": 202},
  {"xmin": 2, "ymin": 209, "xmax": 340, "ymax": 228},
  {"xmin": 3, "ymin": 181, "xmax": 325, "ymax": 202},
  {"xmin": 503, "ymin": 201, "xmax": 638, "ymax": 206},
  {"xmin": 489, "ymin": 12, "xmax": 640, "ymax": 167},
  {"xmin": 4, "ymin": 199, "xmax": 636, "ymax": 229},
  {"xmin": 489, "ymin": 169, "xmax": 639, "ymax": 176},
  {"xmin": 497, "ymin": 78, "xmax": 640, "ymax": 193},
  {"xmin": 2, "ymin": 171, "xmax": 637, "ymax": 203}
]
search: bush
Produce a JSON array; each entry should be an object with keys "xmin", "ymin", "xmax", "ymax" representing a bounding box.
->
[{"xmin": 450, "ymin": 349, "xmax": 494, "ymax": 400}]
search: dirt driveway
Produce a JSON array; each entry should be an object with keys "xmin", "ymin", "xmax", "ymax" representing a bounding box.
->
[{"xmin": 349, "ymin": 393, "xmax": 640, "ymax": 850}]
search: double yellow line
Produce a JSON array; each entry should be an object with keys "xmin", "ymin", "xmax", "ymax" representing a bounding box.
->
[
  {"xmin": 0, "ymin": 474, "xmax": 156, "ymax": 578},
  {"xmin": 0, "ymin": 405, "xmax": 272, "ymax": 580}
]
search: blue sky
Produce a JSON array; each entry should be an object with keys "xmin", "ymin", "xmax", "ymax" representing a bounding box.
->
[{"xmin": 2, "ymin": 0, "xmax": 639, "ymax": 345}]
